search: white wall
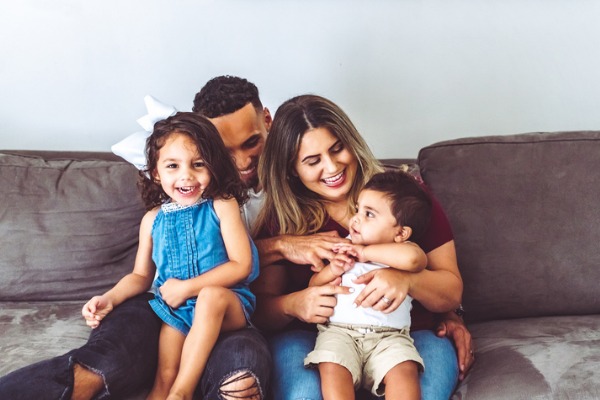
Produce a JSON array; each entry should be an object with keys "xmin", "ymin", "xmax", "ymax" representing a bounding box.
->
[{"xmin": 2, "ymin": 0, "xmax": 600, "ymax": 158}]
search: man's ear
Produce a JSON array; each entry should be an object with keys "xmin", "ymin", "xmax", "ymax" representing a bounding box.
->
[
  {"xmin": 263, "ymin": 107, "xmax": 273, "ymax": 131},
  {"xmin": 394, "ymin": 226, "xmax": 412, "ymax": 243}
]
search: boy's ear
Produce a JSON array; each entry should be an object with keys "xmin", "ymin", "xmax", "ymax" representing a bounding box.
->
[{"xmin": 394, "ymin": 226, "xmax": 412, "ymax": 243}]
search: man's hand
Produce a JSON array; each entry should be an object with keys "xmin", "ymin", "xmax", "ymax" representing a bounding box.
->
[
  {"xmin": 280, "ymin": 231, "xmax": 351, "ymax": 272},
  {"xmin": 289, "ymin": 284, "xmax": 353, "ymax": 324},
  {"xmin": 436, "ymin": 314, "xmax": 475, "ymax": 381},
  {"xmin": 159, "ymin": 278, "xmax": 191, "ymax": 308},
  {"xmin": 82, "ymin": 295, "xmax": 114, "ymax": 329}
]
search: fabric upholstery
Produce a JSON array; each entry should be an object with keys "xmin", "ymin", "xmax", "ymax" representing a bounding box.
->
[
  {"xmin": 0, "ymin": 151, "xmax": 144, "ymax": 301},
  {"xmin": 418, "ymin": 131, "xmax": 600, "ymax": 323}
]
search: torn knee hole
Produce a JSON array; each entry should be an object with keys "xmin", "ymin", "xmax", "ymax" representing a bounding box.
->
[{"xmin": 218, "ymin": 370, "xmax": 261, "ymax": 400}]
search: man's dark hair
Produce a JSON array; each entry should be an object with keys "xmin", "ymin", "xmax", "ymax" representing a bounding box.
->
[
  {"xmin": 363, "ymin": 171, "xmax": 432, "ymax": 240},
  {"xmin": 192, "ymin": 75, "xmax": 263, "ymax": 118}
]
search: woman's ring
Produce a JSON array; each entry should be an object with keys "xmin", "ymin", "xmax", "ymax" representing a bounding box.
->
[{"xmin": 381, "ymin": 296, "xmax": 392, "ymax": 305}]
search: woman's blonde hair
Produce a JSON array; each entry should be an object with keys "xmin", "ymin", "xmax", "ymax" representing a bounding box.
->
[{"xmin": 254, "ymin": 95, "xmax": 383, "ymax": 236}]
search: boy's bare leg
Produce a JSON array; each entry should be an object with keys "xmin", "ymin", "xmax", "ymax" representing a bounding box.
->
[
  {"xmin": 318, "ymin": 362, "xmax": 355, "ymax": 400},
  {"xmin": 383, "ymin": 361, "xmax": 420, "ymax": 400},
  {"xmin": 167, "ymin": 287, "xmax": 247, "ymax": 400},
  {"xmin": 146, "ymin": 324, "xmax": 185, "ymax": 400},
  {"xmin": 71, "ymin": 363, "xmax": 104, "ymax": 400}
]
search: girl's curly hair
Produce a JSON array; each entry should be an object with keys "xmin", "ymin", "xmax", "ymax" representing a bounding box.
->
[{"xmin": 139, "ymin": 112, "xmax": 248, "ymax": 210}]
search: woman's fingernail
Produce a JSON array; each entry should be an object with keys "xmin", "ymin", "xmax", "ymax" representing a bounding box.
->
[{"xmin": 348, "ymin": 288, "xmax": 355, "ymax": 293}]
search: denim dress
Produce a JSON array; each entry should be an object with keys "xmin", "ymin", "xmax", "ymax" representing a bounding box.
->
[{"xmin": 149, "ymin": 199, "xmax": 259, "ymax": 335}]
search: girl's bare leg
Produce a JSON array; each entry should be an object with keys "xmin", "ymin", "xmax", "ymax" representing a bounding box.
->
[
  {"xmin": 319, "ymin": 362, "xmax": 355, "ymax": 400},
  {"xmin": 146, "ymin": 324, "xmax": 185, "ymax": 400},
  {"xmin": 383, "ymin": 361, "xmax": 420, "ymax": 400},
  {"xmin": 167, "ymin": 286, "xmax": 247, "ymax": 400}
]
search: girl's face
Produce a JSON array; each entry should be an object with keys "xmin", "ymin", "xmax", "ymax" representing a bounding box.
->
[
  {"xmin": 153, "ymin": 132, "xmax": 212, "ymax": 206},
  {"xmin": 294, "ymin": 127, "xmax": 358, "ymax": 204},
  {"xmin": 349, "ymin": 189, "xmax": 403, "ymax": 245}
]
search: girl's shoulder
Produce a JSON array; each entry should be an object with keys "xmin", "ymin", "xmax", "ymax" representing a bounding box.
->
[{"xmin": 212, "ymin": 196, "xmax": 241, "ymax": 219}]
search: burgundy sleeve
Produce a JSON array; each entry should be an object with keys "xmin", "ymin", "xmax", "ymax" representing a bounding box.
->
[{"xmin": 415, "ymin": 191, "xmax": 454, "ymax": 254}]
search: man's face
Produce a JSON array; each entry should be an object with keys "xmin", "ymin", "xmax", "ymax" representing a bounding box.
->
[{"xmin": 209, "ymin": 103, "xmax": 271, "ymax": 191}]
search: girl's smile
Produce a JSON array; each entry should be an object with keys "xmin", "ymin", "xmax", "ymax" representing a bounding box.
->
[{"xmin": 154, "ymin": 132, "xmax": 212, "ymax": 206}]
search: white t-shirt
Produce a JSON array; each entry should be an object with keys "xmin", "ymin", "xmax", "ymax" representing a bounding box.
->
[
  {"xmin": 241, "ymin": 189, "xmax": 264, "ymax": 231},
  {"xmin": 329, "ymin": 261, "xmax": 413, "ymax": 329}
]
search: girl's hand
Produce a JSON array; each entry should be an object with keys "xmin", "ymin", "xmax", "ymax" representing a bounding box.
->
[
  {"xmin": 82, "ymin": 295, "xmax": 114, "ymax": 329},
  {"xmin": 159, "ymin": 278, "xmax": 192, "ymax": 308},
  {"xmin": 289, "ymin": 284, "xmax": 353, "ymax": 324},
  {"xmin": 352, "ymin": 268, "xmax": 411, "ymax": 313}
]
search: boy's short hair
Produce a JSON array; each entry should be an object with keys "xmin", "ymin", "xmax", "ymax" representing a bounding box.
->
[{"xmin": 364, "ymin": 171, "xmax": 432, "ymax": 239}]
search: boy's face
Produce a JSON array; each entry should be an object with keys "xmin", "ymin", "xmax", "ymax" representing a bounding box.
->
[
  {"xmin": 349, "ymin": 189, "xmax": 404, "ymax": 245},
  {"xmin": 209, "ymin": 103, "xmax": 271, "ymax": 192}
]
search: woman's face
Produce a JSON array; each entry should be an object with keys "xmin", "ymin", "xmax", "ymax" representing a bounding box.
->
[{"xmin": 293, "ymin": 127, "xmax": 358, "ymax": 203}]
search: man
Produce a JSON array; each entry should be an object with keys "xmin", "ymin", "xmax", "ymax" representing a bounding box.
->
[{"xmin": 0, "ymin": 76, "xmax": 272, "ymax": 400}]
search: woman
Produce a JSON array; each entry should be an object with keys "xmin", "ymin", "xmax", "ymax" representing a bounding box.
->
[{"xmin": 251, "ymin": 95, "xmax": 473, "ymax": 400}]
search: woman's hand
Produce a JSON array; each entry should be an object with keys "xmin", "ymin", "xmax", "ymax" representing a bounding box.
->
[
  {"xmin": 352, "ymin": 268, "xmax": 412, "ymax": 314},
  {"xmin": 436, "ymin": 313, "xmax": 475, "ymax": 381},
  {"xmin": 288, "ymin": 284, "xmax": 353, "ymax": 324},
  {"xmin": 82, "ymin": 295, "xmax": 114, "ymax": 329},
  {"xmin": 279, "ymin": 231, "xmax": 351, "ymax": 272}
]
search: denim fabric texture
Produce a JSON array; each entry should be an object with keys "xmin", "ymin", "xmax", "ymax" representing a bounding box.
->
[
  {"xmin": 149, "ymin": 200, "xmax": 259, "ymax": 335},
  {"xmin": 269, "ymin": 328, "xmax": 458, "ymax": 400}
]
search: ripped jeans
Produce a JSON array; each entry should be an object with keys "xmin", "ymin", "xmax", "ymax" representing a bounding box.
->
[{"xmin": 0, "ymin": 293, "xmax": 271, "ymax": 399}]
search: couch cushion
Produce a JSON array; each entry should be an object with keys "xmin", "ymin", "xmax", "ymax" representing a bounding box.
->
[
  {"xmin": 453, "ymin": 315, "xmax": 600, "ymax": 399},
  {"xmin": 0, "ymin": 301, "xmax": 89, "ymax": 377},
  {"xmin": 417, "ymin": 131, "xmax": 600, "ymax": 322},
  {"xmin": 0, "ymin": 151, "xmax": 144, "ymax": 301}
]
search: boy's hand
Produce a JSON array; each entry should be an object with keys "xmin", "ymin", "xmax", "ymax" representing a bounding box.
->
[
  {"xmin": 333, "ymin": 243, "xmax": 367, "ymax": 262},
  {"xmin": 82, "ymin": 295, "xmax": 114, "ymax": 329},
  {"xmin": 330, "ymin": 252, "xmax": 356, "ymax": 276}
]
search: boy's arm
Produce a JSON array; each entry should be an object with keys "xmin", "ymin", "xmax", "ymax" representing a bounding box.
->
[
  {"xmin": 343, "ymin": 241, "xmax": 427, "ymax": 272},
  {"xmin": 309, "ymin": 265, "xmax": 339, "ymax": 287}
]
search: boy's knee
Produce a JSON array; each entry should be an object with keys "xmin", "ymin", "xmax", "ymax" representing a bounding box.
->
[{"xmin": 219, "ymin": 370, "xmax": 262, "ymax": 400}]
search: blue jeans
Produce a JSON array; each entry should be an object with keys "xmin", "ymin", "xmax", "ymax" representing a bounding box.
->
[
  {"xmin": 0, "ymin": 293, "xmax": 271, "ymax": 399},
  {"xmin": 269, "ymin": 329, "xmax": 458, "ymax": 400}
]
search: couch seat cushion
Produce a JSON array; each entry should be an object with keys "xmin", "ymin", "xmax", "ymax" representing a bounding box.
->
[
  {"xmin": 0, "ymin": 301, "xmax": 89, "ymax": 377},
  {"xmin": 454, "ymin": 314, "xmax": 600, "ymax": 399}
]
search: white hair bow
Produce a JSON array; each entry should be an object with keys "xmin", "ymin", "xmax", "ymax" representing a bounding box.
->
[{"xmin": 111, "ymin": 95, "xmax": 177, "ymax": 170}]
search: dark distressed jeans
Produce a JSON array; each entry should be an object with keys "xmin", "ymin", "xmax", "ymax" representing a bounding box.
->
[{"xmin": 0, "ymin": 293, "xmax": 271, "ymax": 399}]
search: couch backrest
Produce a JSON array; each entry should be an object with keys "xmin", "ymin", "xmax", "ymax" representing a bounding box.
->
[
  {"xmin": 0, "ymin": 151, "xmax": 144, "ymax": 301},
  {"xmin": 417, "ymin": 131, "xmax": 600, "ymax": 323}
]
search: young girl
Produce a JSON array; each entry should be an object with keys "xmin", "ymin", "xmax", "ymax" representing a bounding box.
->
[{"xmin": 82, "ymin": 112, "xmax": 259, "ymax": 400}]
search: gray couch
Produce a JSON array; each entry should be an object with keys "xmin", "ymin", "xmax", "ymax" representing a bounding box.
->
[{"xmin": 1, "ymin": 131, "xmax": 599, "ymax": 399}]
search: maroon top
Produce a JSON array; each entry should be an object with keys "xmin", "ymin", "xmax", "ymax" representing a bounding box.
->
[{"xmin": 259, "ymin": 188, "xmax": 454, "ymax": 332}]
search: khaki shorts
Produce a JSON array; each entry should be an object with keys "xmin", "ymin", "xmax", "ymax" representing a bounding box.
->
[{"xmin": 304, "ymin": 323, "xmax": 424, "ymax": 396}]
